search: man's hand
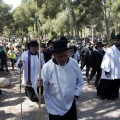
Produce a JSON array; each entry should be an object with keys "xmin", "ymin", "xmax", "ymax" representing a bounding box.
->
[
  {"xmin": 105, "ymin": 71, "xmax": 110, "ymax": 77},
  {"xmin": 89, "ymin": 67, "xmax": 92, "ymax": 73},
  {"xmin": 36, "ymin": 79, "xmax": 43, "ymax": 87}
]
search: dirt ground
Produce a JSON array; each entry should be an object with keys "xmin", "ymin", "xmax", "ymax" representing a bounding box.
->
[{"xmin": 0, "ymin": 68, "xmax": 120, "ymax": 120}]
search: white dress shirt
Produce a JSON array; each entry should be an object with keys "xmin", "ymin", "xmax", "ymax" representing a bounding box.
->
[
  {"xmin": 40, "ymin": 57, "xmax": 84, "ymax": 116},
  {"xmin": 101, "ymin": 45, "xmax": 120, "ymax": 80},
  {"xmin": 16, "ymin": 50, "xmax": 45, "ymax": 94}
]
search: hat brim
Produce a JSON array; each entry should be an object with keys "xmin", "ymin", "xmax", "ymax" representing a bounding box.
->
[{"xmin": 51, "ymin": 48, "xmax": 71, "ymax": 53}]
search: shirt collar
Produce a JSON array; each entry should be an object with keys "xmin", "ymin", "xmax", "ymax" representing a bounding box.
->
[{"xmin": 53, "ymin": 57, "xmax": 69, "ymax": 65}]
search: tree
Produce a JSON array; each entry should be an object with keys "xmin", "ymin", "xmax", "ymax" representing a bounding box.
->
[{"xmin": 0, "ymin": 0, "xmax": 13, "ymax": 35}]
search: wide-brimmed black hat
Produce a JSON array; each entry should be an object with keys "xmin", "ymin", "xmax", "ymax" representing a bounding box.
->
[
  {"xmin": 115, "ymin": 34, "xmax": 120, "ymax": 40},
  {"xmin": 51, "ymin": 40, "xmax": 71, "ymax": 53},
  {"xmin": 60, "ymin": 36, "xmax": 69, "ymax": 43},
  {"xmin": 29, "ymin": 41, "xmax": 39, "ymax": 46},
  {"xmin": 27, "ymin": 40, "xmax": 38, "ymax": 49}
]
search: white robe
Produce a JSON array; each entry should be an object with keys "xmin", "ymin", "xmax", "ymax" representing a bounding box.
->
[
  {"xmin": 101, "ymin": 45, "xmax": 120, "ymax": 80},
  {"xmin": 36, "ymin": 57, "xmax": 84, "ymax": 116},
  {"xmin": 16, "ymin": 50, "xmax": 45, "ymax": 95}
]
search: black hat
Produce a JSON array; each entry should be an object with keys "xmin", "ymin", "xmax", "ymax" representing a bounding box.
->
[
  {"xmin": 29, "ymin": 41, "xmax": 39, "ymax": 46},
  {"xmin": 60, "ymin": 36, "xmax": 68, "ymax": 43},
  {"xmin": 27, "ymin": 40, "xmax": 38, "ymax": 49},
  {"xmin": 69, "ymin": 45, "xmax": 77, "ymax": 53},
  {"xmin": 95, "ymin": 42, "xmax": 103, "ymax": 48},
  {"xmin": 115, "ymin": 34, "xmax": 120, "ymax": 40},
  {"xmin": 47, "ymin": 40, "xmax": 53, "ymax": 46},
  {"xmin": 51, "ymin": 40, "xmax": 71, "ymax": 53}
]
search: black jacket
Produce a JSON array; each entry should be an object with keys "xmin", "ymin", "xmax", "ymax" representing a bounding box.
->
[
  {"xmin": 90, "ymin": 49, "xmax": 105, "ymax": 70},
  {"xmin": 0, "ymin": 50, "xmax": 7, "ymax": 62},
  {"xmin": 81, "ymin": 46, "xmax": 93, "ymax": 65}
]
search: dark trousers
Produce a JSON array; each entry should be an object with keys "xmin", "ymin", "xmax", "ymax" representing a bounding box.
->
[
  {"xmin": 86, "ymin": 65, "xmax": 90, "ymax": 77},
  {"xmin": 1, "ymin": 60, "xmax": 8, "ymax": 72},
  {"xmin": 97, "ymin": 79, "xmax": 120, "ymax": 100},
  {"xmin": 89, "ymin": 68, "xmax": 101, "ymax": 86},
  {"xmin": 81, "ymin": 63, "xmax": 90, "ymax": 77},
  {"xmin": 49, "ymin": 99, "xmax": 77, "ymax": 120}
]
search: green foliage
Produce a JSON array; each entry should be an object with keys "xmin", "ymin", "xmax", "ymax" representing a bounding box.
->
[
  {"xmin": 0, "ymin": 1, "xmax": 13, "ymax": 35},
  {"xmin": 2, "ymin": 0, "xmax": 120, "ymax": 39}
]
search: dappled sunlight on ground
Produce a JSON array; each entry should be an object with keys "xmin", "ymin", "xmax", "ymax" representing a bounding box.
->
[{"xmin": 0, "ymin": 68, "xmax": 120, "ymax": 120}]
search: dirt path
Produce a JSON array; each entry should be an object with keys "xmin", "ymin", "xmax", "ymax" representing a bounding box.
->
[{"xmin": 0, "ymin": 69, "xmax": 120, "ymax": 120}]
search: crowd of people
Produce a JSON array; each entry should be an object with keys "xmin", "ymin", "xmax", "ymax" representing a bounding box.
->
[{"xmin": 0, "ymin": 35, "xmax": 120, "ymax": 119}]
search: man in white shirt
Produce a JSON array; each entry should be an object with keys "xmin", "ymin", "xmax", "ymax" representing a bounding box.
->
[
  {"xmin": 16, "ymin": 41, "xmax": 44, "ymax": 102},
  {"xmin": 36, "ymin": 40, "xmax": 84, "ymax": 120}
]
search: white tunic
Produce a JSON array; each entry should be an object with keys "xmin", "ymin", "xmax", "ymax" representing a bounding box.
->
[
  {"xmin": 40, "ymin": 57, "xmax": 84, "ymax": 116},
  {"xmin": 16, "ymin": 50, "xmax": 45, "ymax": 94},
  {"xmin": 101, "ymin": 45, "xmax": 120, "ymax": 80}
]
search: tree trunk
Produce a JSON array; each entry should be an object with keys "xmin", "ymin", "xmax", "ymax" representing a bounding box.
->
[
  {"xmin": 70, "ymin": 9, "xmax": 79, "ymax": 41},
  {"xmin": 104, "ymin": 7, "xmax": 110, "ymax": 41},
  {"xmin": 102, "ymin": 0, "xmax": 110, "ymax": 41}
]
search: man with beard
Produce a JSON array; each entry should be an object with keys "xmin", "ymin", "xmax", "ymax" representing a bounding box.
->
[{"xmin": 97, "ymin": 34, "xmax": 120, "ymax": 100}]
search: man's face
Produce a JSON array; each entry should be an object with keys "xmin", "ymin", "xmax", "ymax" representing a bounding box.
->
[
  {"xmin": 86, "ymin": 43, "xmax": 91, "ymax": 48},
  {"xmin": 97, "ymin": 46, "xmax": 103, "ymax": 51},
  {"xmin": 54, "ymin": 50, "xmax": 69, "ymax": 66},
  {"xmin": 30, "ymin": 44, "xmax": 38, "ymax": 53},
  {"xmin": 40, "ymin": 47, "xmax": 46, "ymax": 52},
  {"xmin": 48, "ymin": 43, "xmax": 53, "ymax": 48},
  {"xmin": 114, "ymin": 39, "xmax": 120, "ymax": 47}
]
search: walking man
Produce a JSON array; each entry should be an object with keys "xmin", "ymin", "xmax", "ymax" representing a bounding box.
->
[
  {"xmin": 16, "ymin": 41, "xmax": 44, "ymax": 102},
  {"xmin": 36, "ymin": 40, "xmax": 84, "ymax": 120}
]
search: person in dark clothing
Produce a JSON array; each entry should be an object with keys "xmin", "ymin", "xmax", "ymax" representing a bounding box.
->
[
  {"xmin": 87, "ymin": 42, "xmax": 105, "ymax": 87},
  {"xmin": 76, "ymin": 40, "xmax": 84, "ymax": 59},
  {"xmin": 0, "ymin": 47, "xmax": 8, "ymax": 72},
  {"xmin": 44, "ymin": 40, "xmax": 53, "ymax": 63},
  {"xmin": 0, "ymin": 89, "xmax": 2, "ymax": 96},
  {"xmin": 80, "ymin": 42, "xmax": 93, "ymax": 78}
]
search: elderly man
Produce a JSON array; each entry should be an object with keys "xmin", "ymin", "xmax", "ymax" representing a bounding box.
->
[
  {"xmin": 97, "ymin": 34, "xmax": 120, "ymax": 100},
  {"xmin": 16, "ymin": 41, "xmax": 44, "ymax": 102},
  {"xmin": 37, "ymin": 40, "xmax": 84, "ymax": 120}
]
